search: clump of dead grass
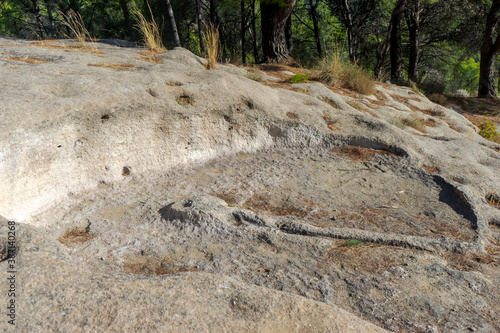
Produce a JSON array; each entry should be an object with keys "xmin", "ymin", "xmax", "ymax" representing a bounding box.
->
[
  {"xmin": 137, "ymin": 50, "xmax": 162, "ymax": 64},
  {"xmin": 88, "ymin": 63, "xmax": 137, "ymax": 70},
  {"xmin": 486, "ymin": 193, "xmax": 500, "ymax": 208},
  {"xmin": 202, "ymin": 22, "xmax": 220, "ymax": 70},
  {"xmin": 58, "ymin": 222, "xmax": 95, "ymax": 246},
  {"xmin": 318, "ymin": 48, "xmax": 375, "ymax": 95},
  {"xmin": 400, "ymin": 114, "xmax": 426, "ymax": 132},
  {"xmin": 176, "ymin": 94, "xmax": 195, "ymax": 106},
  {"xmin": 1, "ymin": 56, "xmax": 46, "ymax": 64},
  {"xmin": 428, "ymin": 93, "xmax": 448, "ymax": 106},
  {"xmin": 60, "ymin": 10, "xmax": 100, "ymax": 53},
  {"xmin": 132, "ymin": 6, "xmax": 165, "ymax": 52},
  {"xmin": 330, "ymin": 145, "xmax": 396, "ymax": 162}
]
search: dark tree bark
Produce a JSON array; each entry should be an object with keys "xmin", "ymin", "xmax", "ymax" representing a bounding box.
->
[
  {"xmin": 341, "ymin": 0, "xmax": 355, "ymax": 62},
  {"xmin": 164, "ymin": 0, "xmax": 181, "ymax": 47},
  {"xmin": 210, "ymin": 0, "xmax": 219, "ymax": 26},
  {"xmin": 119, "ymin": 0, "xmax": 136, "ymax": 42},
  {"xmin": 478, "ymin": 0, "xmax": 500, "ymax": 98},
  {"xmin": 196, "ymin": 0, "xmax": 205, "ymax": 54},
  {"xmin": 32, "ymin": 0, "xmax": 46, "ymax": 39},
  {"xmin": 390, "ymin": 0, "xmax": 407, "ymax": 83},
  {"xmin": 405, "ymin": 0, "xmax": 420, "ymax": 82},
  {"xmin": 44, "ymin": 0, "xmax": 56, "ymax": 38},
  {"xmin": 375, "ymin": 24, "xmax": 391, "ymax": 80},
  {"xmin": 285, "ymin": 13, "xmax": 293, "ymax": 54},
  {"xmin": 261, "ymin": 0, "xmax": 297, "ymax": 62},
  {"xmin": 241, "ymin": 0, "xmax": 246, "ymax": 64},
  {"xmin": 328, "ymin": 0, "xmax": 377, "ymax": 63},
  {"xmin": 308, "ymin": 0, "xmax": 322, "ymax": 57},
  {"xmin": 252, "ymin": 0, "xmax": 259, "ymax": 61}
]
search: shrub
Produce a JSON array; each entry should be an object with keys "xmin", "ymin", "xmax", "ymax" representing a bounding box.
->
[
  {"xmin": 428, "ymin": 93, "xmax": 447, "ymax": 106},
  {"xmin": 478, "ymin": 117, "xmax": 499, "ymax": 140},
  {"xmin": 290, "ymin": 73, "xmax": 309, "ymax": 83},
  {"xmin": 202, "ymin": 22, "xmax": 220, "ymax": 70},
  {"xmin": 318, "ymin": 51, "xmax": 375, "ymax": 95}
]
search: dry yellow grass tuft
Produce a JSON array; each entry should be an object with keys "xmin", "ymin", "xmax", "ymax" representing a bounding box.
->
[
  {"xmin": 133, "ymin": 6, "xmax": 165, "ymax": 52},
  {"xmin": 318, "ymin": 48, "xmax": 375, "ymax": 95},
  {"xmin": 486, "ymin": 193, "xmax": 500, "ymax": 208},
  {"xmin": 137, "ymin": 50, "xmax": 162, "ymax": 64},
  {"xmin": 202, "ymin": 22, "xmax": 220, "ymax": 70},
  {"xmin": 87, "ymin": 63, "xmax": 137, "ymax": 70},
  {"xmin": 60, "ymin": 10, "xmax": 100, "ymax": 54},
  {"xmin": 2, "ymin": 56, "xmax": 46, "ymax": 64}
]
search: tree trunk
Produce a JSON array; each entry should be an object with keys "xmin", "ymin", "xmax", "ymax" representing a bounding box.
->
[
  {"xmin": 119, "ymin": 0, "xmax": 136, "ymax": 42},
  {"xmin": 164, "ymin": 0, "xmax": 181, "ymax": 47},
  {"xmin": 260, "ymin": 0, "xmax": 297, "ymax": 62},
  {"xmin": 32, "ymin": 0, "xmax": 46, "ymax": 39},
  {"xmin": 285, "ymin": 13, "xmax": 293, "ymax": 54},
  {"xmin": 405, "ymin": 0, "xmax": 419, "ymax": 82},
  {"xmin": 250, "ymin": 0, "xmax": 259, "ymax": 62},
  {"xmin": 252, "ymin": 0, "xmax": 259, "ymax": 61},
  {"xmin": 340, "ymin": 0, "xmax": 356, "ymax": 63},
  {"xmin": 390, "ymin": 0, "xmax": 407, "ymax": 83},
  {"xmin": 195, "ymin": 0, "xmax": 205, "ymax": 54},
  {"xmin": 210, "ymin": 0, "xmax": 219, "ymax": 26},
  {"xmin": 375, "ymin": 22, "xmax": 392, "ymax": 80},
  {"xmin": 478, "ymin": 0, "xmax": 500, "ymax": 98},
  {"xmin": 309, "ymin": 0, "xmax": 322, "ymax": 58},
  {"xmin": 44, "ymin": 0, "xmax": 56, "ymax": 38},
  {"xmin": 241, "ymin": 0, "xmax": 246, "ymax": 64}
]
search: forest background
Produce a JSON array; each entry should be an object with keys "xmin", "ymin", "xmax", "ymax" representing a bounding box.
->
[{"xmin": 1, "ymin": 0, "xmax": 500, "ymax": 99}]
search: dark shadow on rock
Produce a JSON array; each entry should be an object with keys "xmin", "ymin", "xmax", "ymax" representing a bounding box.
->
[{"xmin": 433, "ymin": 175, "xmax": 478, "ymax": 228}]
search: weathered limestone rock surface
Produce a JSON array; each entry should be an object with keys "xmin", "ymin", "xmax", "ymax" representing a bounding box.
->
[{"xmin": 0, "ymin": 37, "xmax": 499, "ymax": 332}]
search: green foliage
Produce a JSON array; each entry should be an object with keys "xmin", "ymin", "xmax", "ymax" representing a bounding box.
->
[
  {"xmin": 478, "ymin": 117, "xmax": 499, "ymax": 140},
  {"xmin": 343, "ymin": 239, "xmax": 364, "ymax": 247},
  {"xmin": 289, "ymin": 73, "xmax": 308, "ymax": 83}
]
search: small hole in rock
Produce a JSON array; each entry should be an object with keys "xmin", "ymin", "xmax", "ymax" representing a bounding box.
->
[
  {"xmin": 122, "ymin": 166, "xmax": 131, "ymax": 176},
  {"xmin": 101, "ymin": 114, "xmax": 110, "ymax": 120},
  {"xmin": 176, "ymin": 94, "xmax": 195, "ymax": 106},
  {"xmin": 486, "ymin": 193, "xmax": 500, "ymax": 208}
]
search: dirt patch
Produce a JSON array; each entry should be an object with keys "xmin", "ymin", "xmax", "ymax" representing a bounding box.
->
[
  {"xmin": 322, "ymin": 112, "xmax": 339, "ymax": 131},
  {"xmin": 286, "ymin": 112, "xmax": 297, "ymax": 119},
  {"xmin": 444, "ymin": 252, "xmax": 497, "ymax": 272},
  {"xmin": 243, "ymin": 193, "xmax": 310, "ymax": 218},
  {"xmin": 324, "ymin": 241, "xmax": 410, "ymax": 274},
  {"xmin": 311, "ymin": 206, "xmax": 476, "ymax": 243},
  {"xmin": 330, "ymin": 145, "xmax": 397, "ymax": 162},
  {"xmin": 58, "ymin": 222, "xmax": 95, "ymax": 246},
  {"xmin": 422, "ymin": 165, "xmax": 439, "ymax": 174}
]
